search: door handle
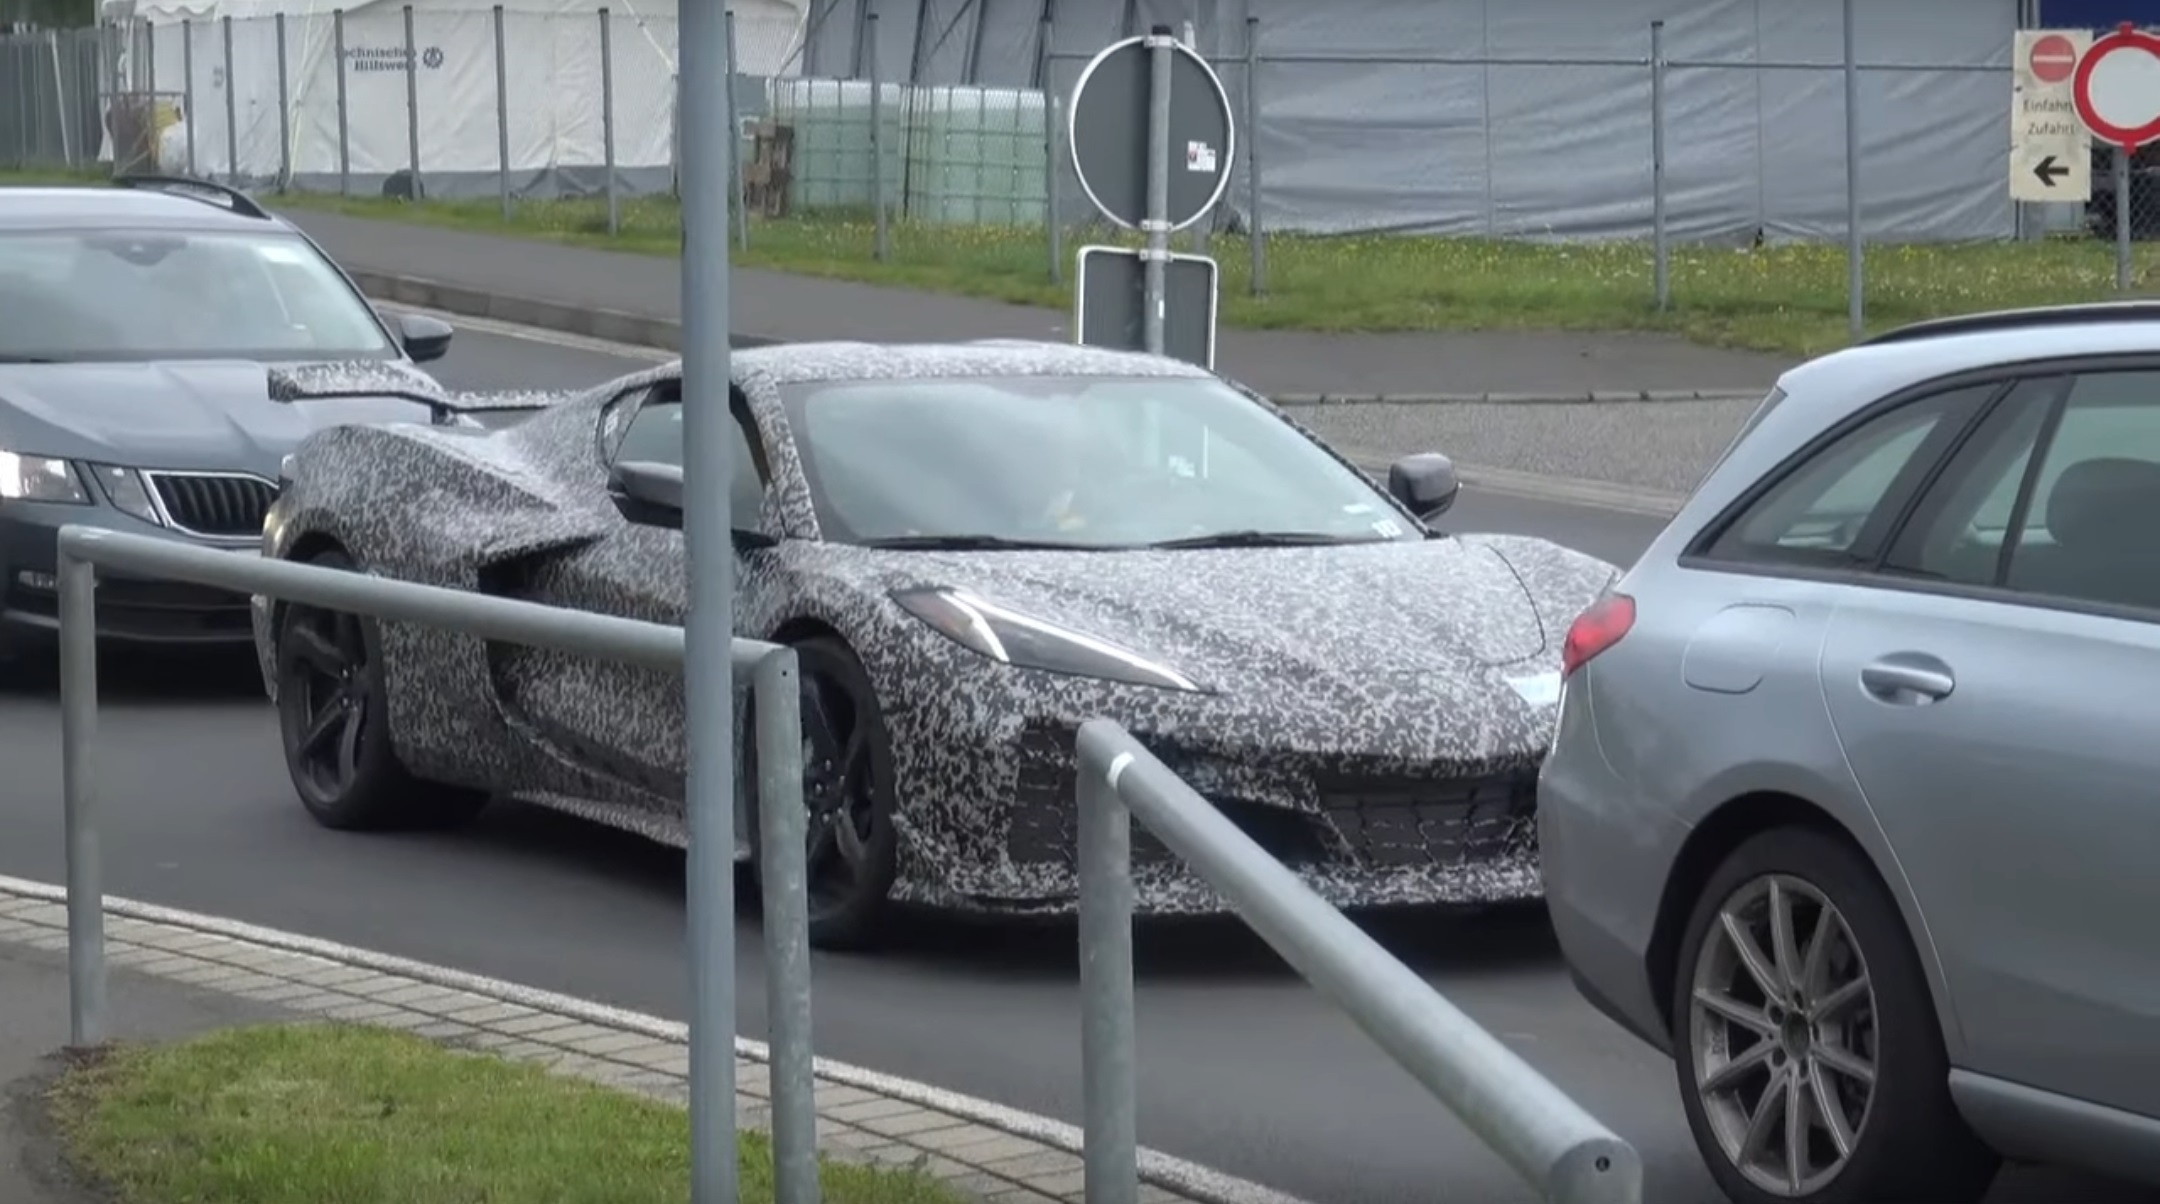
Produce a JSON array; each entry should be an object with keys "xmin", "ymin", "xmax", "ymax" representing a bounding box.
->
[{"xmin": 1860, "ymin": 656, "xmax": 1955, "ymax": 704}]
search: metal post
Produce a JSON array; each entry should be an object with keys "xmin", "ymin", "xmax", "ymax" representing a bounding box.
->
[
  {"xmin": 726, "ymin": 6, "xmax": 747, "ymax": 250},
  {"xmin": 2117, "ymin": 145, "xmax": 2133, "ymax": 290},
  {"xmin": 181, "ymin": 18, "xmax": 196, "ymax": 175},
  {"xmin": 334, "ymin": 8, "xmax": 350, "ymax": 195},
  {"xmin": 1841, "ymin": 0, "xmax": 1861, "ymax": 340},
  {"xmin": 1041, "ymin": 15, "xmax": 1060, "ymax": 284},
  {"xmin": 600, "ymin": 8, "xmax": 618, "ymax": 235},
  {"xmin": 1184, "ymin": 19, "xmax": 1209, "ymax": 257},
  {"xmin": 275, "ymin": 13, "xmax": 292, "ymax": 190},
  {"xmin": 1075, "ymin": 727, "xmax": 1139, "ymax": 1204},
  {"xmin": 755, "ymin": 649, "xmax": 819, "ymax": 1204},
  {"xmin": 403, "ymin": 4, "xmax": 421, "ymax": 195},
  {"xmin": 1141, "ymin": 25, "xmax": 1173, "ymax": 355},
  {"xmin": 220, "ymin": 16, "xmax": 237, "ymax": 183},
  {"xmin": 1649, "ymin": 20, "xmax": 1668, "ymax": 312},
  {"xmin": 1243, "ymin": 16, "xmax": 1265, "ymax": 296},
  {"xmin": 59, "ymin": 549, "xmax": 104, "ymax": 1050},
  {"xmin": 868, "ymin": 8, "xmax": 888, "ymax": 262},
  {"xmin": 50, "ymin": 31, "xmax": 74, "ymax": 167},
  {"xmin": 494, "ymin": 4, "xmax": 510, "ymax": 218},
  {"xmin": 679, "ymin": 0, "xmax": 739, "ymax": 1197}
]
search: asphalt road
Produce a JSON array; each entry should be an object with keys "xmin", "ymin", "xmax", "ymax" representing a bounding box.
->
[{"xmin": 0, "ymin": 327, "xmax": 2145, "ymax": 1204}]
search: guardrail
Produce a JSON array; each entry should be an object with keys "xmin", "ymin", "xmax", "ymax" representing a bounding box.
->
[
  {"xmin": 51, "ymin": 525, "xmax": 827, "ymax": 1204},
  {"xmin": 1073, "ymin": 719, "xmax": 1644, "ymax": 1204}
]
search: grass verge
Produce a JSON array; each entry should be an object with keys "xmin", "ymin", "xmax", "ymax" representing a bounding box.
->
[
  {"xmin": 9, "ymin": 167, "xmax": 2159, "ymax": 357},
  {"xmin": 48, "ymin": 1023, "xmax": 968, "ymax": 1204}
]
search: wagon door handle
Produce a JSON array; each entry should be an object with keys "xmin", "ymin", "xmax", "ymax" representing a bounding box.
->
[{"xmin": 1860, "ymin": 655, "xmax": 1955, "ymax": 705}]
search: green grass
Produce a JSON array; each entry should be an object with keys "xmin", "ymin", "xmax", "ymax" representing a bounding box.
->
[
  {"xmin": 48, "ymin": 1023, "xmax": 968, "ymax": 1204},
  {"xmin": 11, "ymin": 166, "xmax": 2160, "ymax": 357}
]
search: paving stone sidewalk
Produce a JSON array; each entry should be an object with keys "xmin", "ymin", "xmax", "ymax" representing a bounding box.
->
[{"xmin": 0, "ymin": 885, "xmax": 1267, "ymax": 1204}]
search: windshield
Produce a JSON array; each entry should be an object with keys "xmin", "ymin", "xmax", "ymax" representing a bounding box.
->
[
  {"xmin": 0, "ymin": 229, "xmax": 397, "ymax": 363},
  {"xmin": 780, "ymin": 374, "xmax": 1423, "ymax": 547}
]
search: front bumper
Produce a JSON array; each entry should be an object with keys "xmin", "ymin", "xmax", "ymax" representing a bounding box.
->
[
  {"xmin": 0, "ymin": 504, "xmax": 260, "ymax": 649},
  {"xmin": 889, "ymin": 699, "xmax": 1549, "ymax": 918}
]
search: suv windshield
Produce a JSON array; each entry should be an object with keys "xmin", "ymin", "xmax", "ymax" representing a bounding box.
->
[
  {"xmin": 0, "ymin": 229, "xmax": 396, "ymax": 363},
  {"xmin": 781, "ymin": 374, "xmax": 1424, "ymax": 547}
]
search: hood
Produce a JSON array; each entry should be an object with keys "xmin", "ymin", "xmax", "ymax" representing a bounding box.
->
[
  {"xmin": 0, "ymin": 359, "xmax": 441, "ymax": 476},
  {"xmin": 873, "ymin": 536, "xmax": 1571, "ymax": 694}
]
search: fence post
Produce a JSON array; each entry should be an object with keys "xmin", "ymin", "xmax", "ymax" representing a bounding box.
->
[
  {"xmin": 334, "ymin": 8, "xmax": 350, "ymax": 195},
  {"xmin": 1075, "ymin": 724, "xmax": 1139, "ymax": 1204},
  {"xmin": 50, "ymin": 31, "xmax": 75, "ymax": 167},
  {"xmin": 600, "ymin": 7, "xmax": 618, "ymax": 234},
  {"xmin": 1243, "ymin": 16, "xmax": 1265, "ymax": 296},
  {"xmin": 1649, "ymin": 20, "xmax": 1668, "ymax": 312},
  {"xmin": 1840, "ymin": 0, "xmax": 1861, "ymax": 340},
  {"xmin": 493, "ymin": 4, "xmax": 510, "ymax": 218},
  {"xmin": 58, "ymin": 543, "xmax": 105, "ymax": 1050},
  {"xmin": 754, "ymin": 649, "xmax": 819, "ymax": 1204},
  {"xmin": 274, "ymin": 12, "xmax": 291, "ymax": 190},
  {"xmin": 181, "ymin": 18, "xmax": 196, "ymax": 175},
  {"xmin": 220, "ymin": 15, "xmax": 237, "ymax": 183},
  {"xmin": 869, "ymin": 8, "xmax": 888, "ymax": 261},
  {"xmin": 403, "ymin": 3, "xmax": 421, "ymax": 196},
  {"xmin": 1040, "ymin": 15, "xmax": 1060, "ymax": 284},
  {"xmin": 725, "ymin": 6, "xmax": 748, "ymax": 250}
]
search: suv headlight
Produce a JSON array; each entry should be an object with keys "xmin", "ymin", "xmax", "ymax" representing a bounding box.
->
[
  {"xmin": 0, "ymin": 452, "xmax": 88, "ymax": 504},
  {"xmin": 892, "ymin": 586, "xmax": 1205, "ymax": 692}
]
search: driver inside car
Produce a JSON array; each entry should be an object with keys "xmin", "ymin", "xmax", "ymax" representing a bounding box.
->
[{"xmin": 1038, "ymin": 407, "xmax": 1144, "ymax": 532}]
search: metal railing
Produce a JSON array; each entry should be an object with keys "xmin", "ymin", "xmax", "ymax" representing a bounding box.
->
[
  {"xmin": 52, "ymin": 524, "xmax": 827, "ymax": 1204},
  {"xmin": 1073, "ymin": 719, "xmax": 1644, "ymax": 1204}
]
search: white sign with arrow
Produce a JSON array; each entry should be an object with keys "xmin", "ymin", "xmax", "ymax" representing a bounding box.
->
[{"xmin": 2012, "ymin": 29, "xmax": 2094, "ymax": 202}]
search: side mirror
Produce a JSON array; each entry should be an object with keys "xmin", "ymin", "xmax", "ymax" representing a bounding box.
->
[
  {"xmin": 1386, "ymin": 452, "xmax": 1460, "ymax": 520},
  {"xmin": 396, "ymin": 312, "xmax": 454, "ymax": 363},
  {"xmin": 606, "ymin": 459, "xmax": 776, "ymax": 548}
]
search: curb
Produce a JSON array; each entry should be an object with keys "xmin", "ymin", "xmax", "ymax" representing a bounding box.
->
[
  {"xmin": 346, "ymin": 268, "xmax": 1763, "ymax": 406},
  {"xmin": 0, "ymin": 874, "xmax": 1305, "ymax": 1204}
]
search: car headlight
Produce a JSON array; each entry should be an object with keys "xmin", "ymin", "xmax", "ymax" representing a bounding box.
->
[
  {"xmin": 0, "ymin": 451, "xmax": 88, "ymax": 504},
  {"xmin": 86, "ymin": 464, "xmax": 162, "ymax": 525},
  {"xmin": 892, "ymin": 586, "xmax": 1205, "ymax": 692}
]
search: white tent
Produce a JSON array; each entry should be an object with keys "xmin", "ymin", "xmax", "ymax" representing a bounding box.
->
[{"xmin": 101, "ymin": 0, "xmax": 808, "ymax": 196}]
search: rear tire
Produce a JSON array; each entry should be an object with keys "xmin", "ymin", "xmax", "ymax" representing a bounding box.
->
[
  {"xmin": 274, "ymin": 547, "xmax": 488, "ymax": 832},
  {"xmin": 1672, "ymin": 825, "xmax": 1998, "ymax": 1204}
]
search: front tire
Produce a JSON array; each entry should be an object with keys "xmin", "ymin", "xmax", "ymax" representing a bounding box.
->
[
  {"xmin": 1672, "ymin": 826, "xmax": 1998, "ymax": 1204},
  {"xmin": 744, "ymin": 635, "xmax": 900, "ymax": 951},
  {"xmin": 274, "ymin": 547, "xmax": 488, "ymax": 832}
]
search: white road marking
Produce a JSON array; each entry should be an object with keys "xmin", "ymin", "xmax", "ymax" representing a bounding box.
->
[{"xmin": 0, "ymin": 870, "xmax": 1309, "ymax": 1204}]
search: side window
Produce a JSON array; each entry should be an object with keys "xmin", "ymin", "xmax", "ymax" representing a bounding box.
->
[
  {"xmin": 1882, "ymin": 377, "xmax": 2059, "ymax": 587},
  {"xmin": 1703, "ymin": 385, "xmax": 1991, "ymax": 567},
  {"xmin": 606, "ymin": 384, "xmax": 771, "ymax": 525},
  {"xmin": 2004, "ymin": 371, "xmax": 2160, "ymax": 610}
]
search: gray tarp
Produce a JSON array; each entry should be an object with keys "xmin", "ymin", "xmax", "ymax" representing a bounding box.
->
[{"xmin": 798, "ymin": 0, "xmax": 2018, "ymax": 244}]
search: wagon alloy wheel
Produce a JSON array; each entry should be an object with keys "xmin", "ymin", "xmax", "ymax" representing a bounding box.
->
[
  {"xmin": 1690, "ymin": 874, "xmax": 1877, "ymax": 1198},
  {"xmin": 797, "ymin": 670, "xmax": 886, "ymax": 913},
  {"xmin": 286, "ymin": 606, "xmax": 374, "ymax": 798}
]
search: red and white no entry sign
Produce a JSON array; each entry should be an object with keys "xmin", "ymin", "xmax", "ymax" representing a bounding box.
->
[
  {"xmin": 2075, "ymin": 23, "xmax": 2160, "ymax": 148},
  {"xmin": 2031, "ymin": 33, "xmax": 2079, "ymax": 84}
]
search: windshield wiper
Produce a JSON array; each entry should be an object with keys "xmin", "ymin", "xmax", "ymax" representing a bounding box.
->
[
  {"xmin": 857, "ymin": 534, "xmax": 1099, "ymax": 551},
  {"xmin": 1142, "ymin": 530, "xmax": 1385, "ymax": 549}
]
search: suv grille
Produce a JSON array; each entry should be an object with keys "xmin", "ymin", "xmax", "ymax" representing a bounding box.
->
[{"xmin": 148, "ymin": 472, "xmax": 278, "ymax": 538}]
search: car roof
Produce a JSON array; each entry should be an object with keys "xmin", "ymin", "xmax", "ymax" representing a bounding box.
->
[
  {"xmin": 731, "ymin": 339, "xmax": 1221, "ymax": 387},
  {"xmin": 0, "ymin": 180, "xmax": 293, "ymax": 234},
  {"xmin": 1776, "ymin": 302, "xmax": 2160, "ymax": 424}
]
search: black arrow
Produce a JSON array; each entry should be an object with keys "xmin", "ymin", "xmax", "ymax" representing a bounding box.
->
[{"xmin": 2034, "ymin": 154, "xmax": 2071, "ymax": 187}]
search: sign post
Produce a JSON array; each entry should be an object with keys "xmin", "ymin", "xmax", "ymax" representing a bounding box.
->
[
  {"xmin": 2012, "ymin": 29, "xmax": 2093, "ymax": 202},
  {"xmin": 1066, "ymin": 26, "xmax": 1233, "ymax": 368},
  {"xmin": 2074, "ymin": 23, "xmax": 2160, "ymax": 285}
]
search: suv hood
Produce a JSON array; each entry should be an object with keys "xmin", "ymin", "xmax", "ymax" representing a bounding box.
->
[{"xmin": 0, "ymin": 359, "xmax": 440, "ymax": 477}]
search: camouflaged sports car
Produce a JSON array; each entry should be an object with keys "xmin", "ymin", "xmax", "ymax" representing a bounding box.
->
[{"xmin": 254, "ymin": 340, "xmax": 1621, "ymax": 949}]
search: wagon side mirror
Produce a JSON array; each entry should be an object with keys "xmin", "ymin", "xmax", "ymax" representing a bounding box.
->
[{"xmin": 1386, "ymin": 452, "xmax": 1460, "ymax": 520}]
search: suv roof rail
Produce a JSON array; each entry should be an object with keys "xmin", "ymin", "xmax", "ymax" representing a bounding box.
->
[
  {"xmin": 109, "ymin": 174, "xmax": 272, "ymax": 221},
  {"xmin": 1859, "ymin": 301, "xmax": 2160, "ymax": 347}
]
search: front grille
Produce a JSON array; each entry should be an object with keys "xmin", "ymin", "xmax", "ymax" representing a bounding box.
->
[
  {"xmin": 1318, "ymin": 769, "xmax": 1539, "ymax": 870},
  {"xmin": 148, "ymin": 472, "xmax": 277, "ymax": 537}
]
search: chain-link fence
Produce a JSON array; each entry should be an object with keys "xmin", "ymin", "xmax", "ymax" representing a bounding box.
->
[{"xmin": 5, "ymin": 7, "xmax": 2157, "ymax": 340}]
